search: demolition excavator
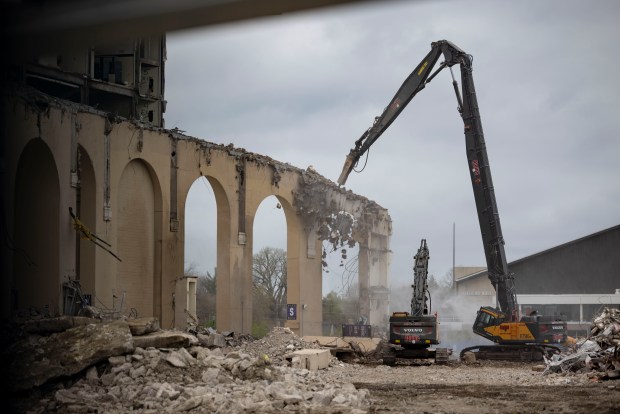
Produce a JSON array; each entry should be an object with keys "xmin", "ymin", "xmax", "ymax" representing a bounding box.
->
[
  {"xmin": 337, "ymin": 40, "xmax": 567, "ymax": 361},
  {"xmin": 382, "ymin": 239, "xmax": 449, "ymax": 365}
]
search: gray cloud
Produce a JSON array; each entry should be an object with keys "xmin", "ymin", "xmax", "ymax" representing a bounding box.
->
[{"xmin": 169, "ymin": 0, "xmax": 620, "ymax": 291}]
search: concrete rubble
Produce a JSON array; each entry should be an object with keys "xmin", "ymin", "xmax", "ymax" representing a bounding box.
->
[
  {"xmin": 545, "ymin": 307, "xmax": 620, "ymax": 380},
  {"xmin": 4, "ymin": 320, "xmax": 370, "ymax": 413}
]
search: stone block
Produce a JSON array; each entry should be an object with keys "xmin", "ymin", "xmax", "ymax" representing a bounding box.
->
[
  {"xmin": 132, "ymin": 330, "xmax": 198, "ymax": 349},
  {"xmin": 7, "ymin": 320, "xmax": 134, "ymax": 391},
  {"xmin": 126, "ymin": 317, "xmax": 160, "ymax": 336},
  {"xmin": 292, "ymin": 349, "xmax": 331, "ymax": 371}
]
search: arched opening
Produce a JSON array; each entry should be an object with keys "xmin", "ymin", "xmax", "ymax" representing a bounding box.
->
[
  {"xmin": 252, "ymin": 195, "xmax": 287, "ymax": 337},
  {"xmin": 117, "ymin": 159, "xmax": 156, "ymax": 318},
  {"xmin": 13, "ymin": 138, "xmax": 60, "ymax": 315},
  {"xmin": 75, "ymin": 145, "xmax": 96, "ymax": 302},
  {"xmin": 320, "ymin": 211, "xmax": 361, "ymax": 335},
  {"xmin": 184, "ymin": 176, "xmax": 217, "ymax": 327}
]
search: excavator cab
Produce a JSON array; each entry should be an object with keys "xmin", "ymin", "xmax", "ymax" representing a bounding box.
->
[{"xmin": 473, "ymin": 306, "xmax": 506, "ymax": 340}]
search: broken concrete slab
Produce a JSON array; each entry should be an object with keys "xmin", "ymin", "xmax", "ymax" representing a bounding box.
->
[
  {"xmin": 303, "ymin": 335, "xmax": 381, "ymax": 353},
  {"xmin": 197, "ymin": 332, "xmax": 227, "ymax": 348},
  {"xmin": 7, "ymin": 320, "xmax": 134, "ymax": 391},
  {"xmin": 164, "ymin": 347, "xmax": 197, "ymax": 368},
  {"xmin": 290, "ymin": 349, "xmax": 331, "ymax": 371},
  {"xmin": 126, "ymin": 317, "xmax": 160, "ymax": 336},
  {"xmin": 132, "ymin": 329, "xmax": 198, "ymax": 349}
]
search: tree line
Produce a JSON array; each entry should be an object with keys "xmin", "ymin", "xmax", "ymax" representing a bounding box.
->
[{"xmin": 186, "ymin": 246, "xmax": 361, "ymax": 337}]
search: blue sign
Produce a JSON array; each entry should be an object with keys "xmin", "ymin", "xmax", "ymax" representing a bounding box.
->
[{"xmin": 287, "ymin": 304, "xmax": 297, "ymax": 320}]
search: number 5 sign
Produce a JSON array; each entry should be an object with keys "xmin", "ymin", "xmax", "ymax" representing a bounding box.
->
[{"xmin": 287, "ymin": 304, "xmax": 297, "ymax": 320}]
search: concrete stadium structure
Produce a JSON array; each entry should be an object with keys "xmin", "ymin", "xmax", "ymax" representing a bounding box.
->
[
  {"xmin": 2, "ymin": 12, "xmax": 393, "ymax": 334},
  {"xmin": 1, "ymin": 88, "xmax": 392, "ymax": 335}
]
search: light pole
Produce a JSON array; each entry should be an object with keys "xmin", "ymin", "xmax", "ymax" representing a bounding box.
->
[{"xmin": 452, "ymin": 222, "xmax": 456, "ymax": 290}]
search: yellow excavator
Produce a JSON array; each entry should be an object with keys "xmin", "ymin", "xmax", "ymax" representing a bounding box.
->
[{"xmin": 337, "ymin": 40, "xmax": 567, "ymax": 361}]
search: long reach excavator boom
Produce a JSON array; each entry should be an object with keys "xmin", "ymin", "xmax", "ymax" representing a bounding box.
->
[
  {"xmin": 338, "ymin": 39, "xmax": 517, "ymax": 320},
  {"xmin": 338, "ymin": 40, "xmax": 566, "ymax": 360}
]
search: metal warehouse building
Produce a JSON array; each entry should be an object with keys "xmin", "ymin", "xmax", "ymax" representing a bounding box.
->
[{"xmin": 454, "ymin": 225, "xmax": 620, "ymax": 336}]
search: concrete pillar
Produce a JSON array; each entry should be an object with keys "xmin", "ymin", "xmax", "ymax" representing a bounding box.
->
[
  {"xmin": 357, "ymin": 228, "xmax": 391, "ymax": 330},
  {"xmin": 286, "ymin": 224, "xmax": 322, "ymax": 337},
  {"xmin": 174, "ymin": 276, "xmax": 198, "ymax": 328},
  {"xmin": 358, "ymin": 243, "xmax": 370, "ymax": 321},
  {"xmin": 368, "ymin": 232, "xmax": 390, "ymax": 327},
  {"xmin": 216, "ymin": 221, "xmax": 252, "ymax": 334}
]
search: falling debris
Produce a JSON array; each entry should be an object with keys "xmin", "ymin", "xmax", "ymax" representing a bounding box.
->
[
  {"xmin": 544, "ymin": 307, "xmax": 620, "ymax": 380},
  {"xmin": 293, "ymin": 168, "xmax": 391, "ymax": 267}
]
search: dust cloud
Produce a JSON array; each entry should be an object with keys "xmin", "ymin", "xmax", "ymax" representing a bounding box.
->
[{"xmin": 388, "ymin": 281, "xmax": 494, "ymax": 354}]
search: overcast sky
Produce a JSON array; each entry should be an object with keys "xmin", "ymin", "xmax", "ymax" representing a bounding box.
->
[{"xmin": 166, "ymin": 0, "xmax": 620, "ymax": 295}]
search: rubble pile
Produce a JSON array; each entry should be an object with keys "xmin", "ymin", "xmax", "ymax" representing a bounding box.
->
[
  {"xmin": 545, "ymin": 307, "xmax": 620, "ymax": 380},
  {"xmin": 239, "ymin": 326, "xmax": 325, "ymax": 364},
  {"xmin": 189, "ymin": 325, "xmax": 254, "ymax": 349},
  {"xmin": 21, "ymin": 346, "xmax": 368, "ymax": 413},
  {"xmin": 590, "ymin": 307, "xmax": 620, "ymax": 348},
  {"xmin": 7, "ymin": 320, "xmax": 369, "ymax": 413}
]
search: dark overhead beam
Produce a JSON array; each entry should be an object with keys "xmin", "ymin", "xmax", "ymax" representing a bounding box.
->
[{"xmin": 4, "ymin": 0, "xmax": 393, "ymax": 59}]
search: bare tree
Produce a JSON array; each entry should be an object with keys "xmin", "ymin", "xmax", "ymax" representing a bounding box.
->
[{"xmin": 252, "ymin": 247, "xmax": 287, "ymax": 324}]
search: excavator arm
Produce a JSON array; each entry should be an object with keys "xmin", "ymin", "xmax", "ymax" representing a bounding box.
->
[
  {"xmin": 411, "ymin": 239, "xmax": 430, "ymax": 317},
  {"xmin": 337, "ymin": 40, "xmax": 465, "ymax": 186},
  {"xmin": 337, "ymin": 40, "xmax": 519, "ymax": 321}
]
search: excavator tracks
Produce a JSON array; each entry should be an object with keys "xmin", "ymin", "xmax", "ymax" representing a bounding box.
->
[
  {"xmin": 460, "ymin": 344, "xmax": 562, "ymax": 362},
  {"xmin": 434, "ymin": 348, "xmax": 450, "ymax": 364},
  {"xmin": 381, "ymin": 347, "xmax": 450, "ymax": 366}
]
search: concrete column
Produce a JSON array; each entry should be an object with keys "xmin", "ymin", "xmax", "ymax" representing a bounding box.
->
[
  {"xmin": 216, "ymin": 223, "xmax": 252, "ymax": 334},
  {"xmin": 358, "ymin": 243, "xmax": 370, "ymax": 321},
  {"xmin": 174, "ymin": 276, "xmax": 198, "ymax": 327},
  {"xmin": 356, "ymin": 224, "xmax": 391, "ymax": 331},
  {"xmin": 368, "ymin": 233, "xmax": 391, "ymax": 328},
  {"xmin": 286, "ymin": 224, "xmax": 322, "ymax": 336},
  {"xmin": 300, "ymin": 232, "xmax": 323, "ymax": 336}
]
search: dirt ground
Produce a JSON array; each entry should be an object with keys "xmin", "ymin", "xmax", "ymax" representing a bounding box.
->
[{"xmin": 324, "ymin": 360, "xmax": 620, "ymax": 414}]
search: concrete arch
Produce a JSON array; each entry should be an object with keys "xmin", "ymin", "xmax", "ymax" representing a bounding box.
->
[
  {"xmin": 248, "ymin": 195, "xmax": 289, "ymax": 326},
  {"xmin": 250, "ymin": 193, "xmax": 323, "ymax": 336},
  {"xmin": 2, "ymin": 94, "xmax": 392, "ymax": 333},
  {"xmin": 180, "ymin": 174, "xmax": 232, "ymax": 328},
  {"xmin": 200, "ymin": 175, "xmax": 235, "ymax": 332},
  {"xmin": 183, "ymin": 176, "xmax": 218, "ymax": 273},
  {"xmin": 116, "ymin": 158, "xmax": 163, "ymax": 319},
  {"xmin": 13, "ymin": 138, "xmax": 60, "ymax": 315}
]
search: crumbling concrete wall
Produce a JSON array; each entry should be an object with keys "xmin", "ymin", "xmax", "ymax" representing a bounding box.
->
[
  {"xmin": 1, "ymin": 88, "xmax": 391, "ymax": 335},
  {"xmin": 293, "ymin": 171, "xmax": 393, "ymax": 330}
]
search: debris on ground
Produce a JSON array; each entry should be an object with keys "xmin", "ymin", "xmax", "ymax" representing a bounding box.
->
[
  {"xmin": 544, "ymin": 307, "xmax": 620, "ymax": 380},
  {"xmin": 5, "ymin": 312, "xmax": 620, "ymax": 413},
  {"xmin": 4, "ymin": 319, "xmax": 369, "ymax": 413}
]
